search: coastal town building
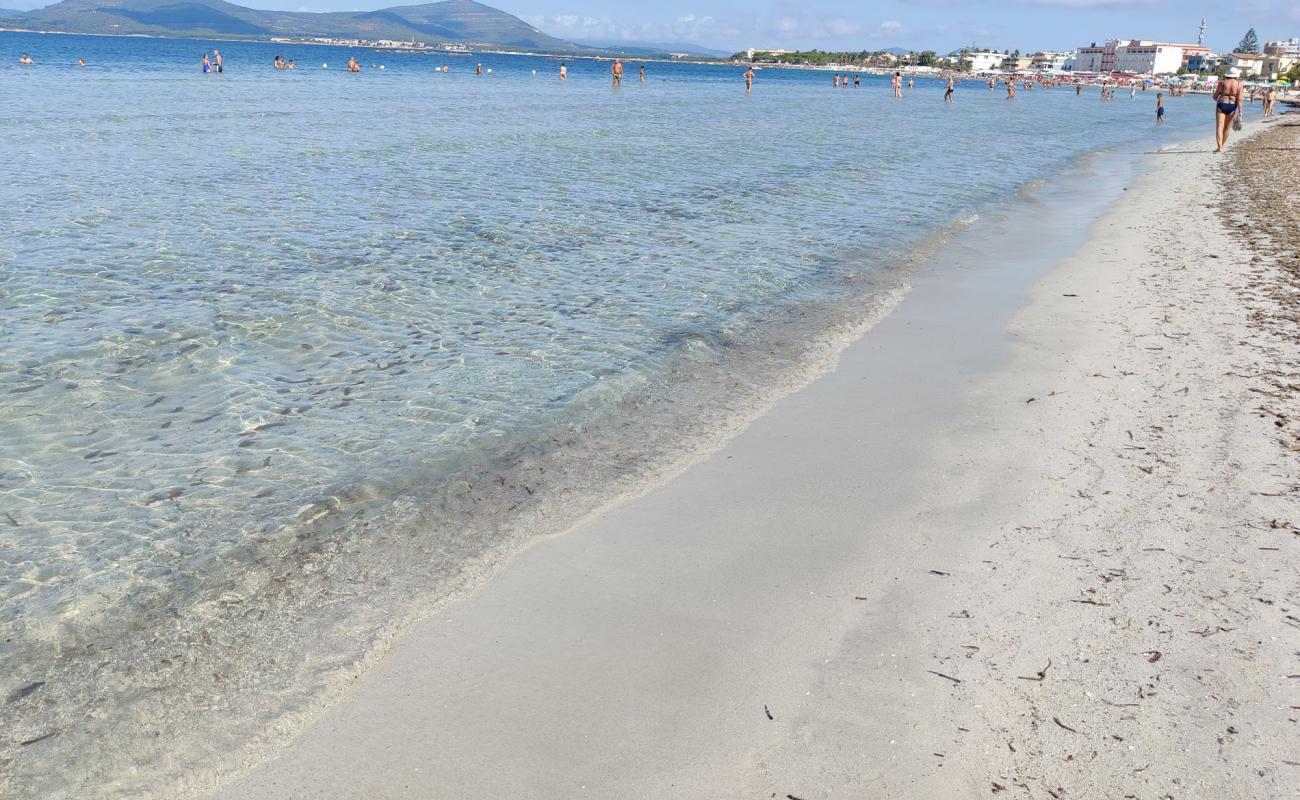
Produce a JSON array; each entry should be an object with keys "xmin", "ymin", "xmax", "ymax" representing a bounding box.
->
[
  {"xmin": 745, "ymin": 48, "xmax": 791, "ymax": 59},
  {"xmin": 1030, "ymin": 51, "xmax": 1071, "ymax": 71},
  {"xmin": 1264, "ymin": 38, "xmax": 1300, "ymax": 58},
  {"xmin": 1226, "ymin": 52, "xmax": 1266, "ymax": 76},
  {"xmin": 1069, "ymin": 38, "xmax": 1208, "ymax": 75},
  {"xmin": 961, "ymin": 50, "xmax": 1005, "ymax": 72}
]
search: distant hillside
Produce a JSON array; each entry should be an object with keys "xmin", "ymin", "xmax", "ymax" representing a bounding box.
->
[
  {"xmin": 0, "ymin": 7, "xmax": 23, "ymax": 16},
  {"xmin": 578, "ymin": 40, "xmax": 730, "ymax": 59},
  {"xmin": 0, "ymin": 0, "xmax": 587, "ymax": 51}
]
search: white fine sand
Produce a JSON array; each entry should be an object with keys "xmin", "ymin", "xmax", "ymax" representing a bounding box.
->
[{"xmin": 207, "ymin": 131, "xmax": 1300, "ymax": 799}]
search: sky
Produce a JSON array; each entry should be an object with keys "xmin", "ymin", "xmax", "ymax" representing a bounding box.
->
[{"xmin": 8, "ymin": 0, "xmax": 1300, "ymax": 54}]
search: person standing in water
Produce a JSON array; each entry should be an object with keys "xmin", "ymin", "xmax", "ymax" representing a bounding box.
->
[
  {"xmin": 201, "ymin": 53, "xmax": 211, "ymax": 73},
  {"xmin": 1155, "ymin": 92, "xmax": 1165, "ymax": 124},
  {"xmin": 639, "ymin": 64, "xmax": 645, "ymax": 83},
  {"xmin": 347, "ymin": 56, "xmax": 360, "ymax": 73},
  {"xmin": 892, "ymin": 71, "xmax": 902, "ymax": 98},
  {"xmin": 475, "ymin": 63, "xmax": 482, "ymax": 75},
  {"xmin": 944, "ymin": 75, "xmax": 954, "ymax": 102},
  {"xmin": 1006, "ymin": 78, "xmax": 1016, "ymax": 99},
  {"xmin": 213, "ymin": 50, "xmax": 223, "ymax": 73},
  {"xmin": 744, "ymin": 65, "xmax": 754, "ymax": 93},
  {"xmin": 611, "ymin": 58, "xmax": 623, "ymax": 86},
  {"xmin": 854, "ymin": 73, "xmax": 860, "ymax": 88},
  {"xmin": 1213, "ymin": 67, "xmax": 1244, "ymax": 153},
  {"xmin": 833, "ymin": 72, "xmax": 839, "ymax": 88},
  {"xmin": 559, "ymin": 62, "xmax": 567, "ymax": 80},
  {"xmin": 908, "ymin": 75, "xmax": 913, "ymax": 89}
]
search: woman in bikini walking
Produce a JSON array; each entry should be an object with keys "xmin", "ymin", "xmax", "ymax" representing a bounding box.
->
[{"xmin": 1213, "ymin": 67, "xmax": 1244, "ymax": 154}]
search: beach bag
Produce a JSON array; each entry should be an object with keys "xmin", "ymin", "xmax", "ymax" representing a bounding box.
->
[{"xmin": 1233, "ymin": 115, "xmax": 1243, "ymax": 132}]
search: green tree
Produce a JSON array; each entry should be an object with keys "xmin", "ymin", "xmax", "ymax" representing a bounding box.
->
[
  {"xmin": 917, "ymin": 50, "xmax": 937, "ymax": 66},
  {"xmin": 1236, "ymin": 28, "xmax": 1259, "ymax": 53}
]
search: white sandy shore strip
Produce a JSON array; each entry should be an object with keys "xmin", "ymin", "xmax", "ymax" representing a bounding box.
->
[{"xmin": 205, "ymin": 127, "xmax": 1299, "ymax": 799}]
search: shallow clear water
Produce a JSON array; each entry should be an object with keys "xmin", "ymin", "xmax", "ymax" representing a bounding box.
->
[{"xmin": 0, "ymin": 30, "xmax": 1206, "ymax": 797}]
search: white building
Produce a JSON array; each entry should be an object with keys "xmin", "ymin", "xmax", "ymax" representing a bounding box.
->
[
  {"xmin": 1030, "ymin": 51, "xmax": 1072, "ymax": 71},
  {"xmin": 1115, "ymin": 42, "xmax": 1185, "ymax": 74},
  {"xmin": 1264, "ymin": 38, "xmax": 1300, "ymax": 58},
  {"xmin": 1226, "ymin": 52, "xmax": 1266, "ymax": 76},
  {"xmin": 1070, "ymin": 38, "xmax": 1201, "ymax": 75},
  {"xmin": 962, "ymin": 51, "xmax": 1006, "ymax": 72}
]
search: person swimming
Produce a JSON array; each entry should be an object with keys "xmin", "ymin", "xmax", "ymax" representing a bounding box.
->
[{"xmin": 347, "ymin": 56, "xmax": 360, "ymax": 73}]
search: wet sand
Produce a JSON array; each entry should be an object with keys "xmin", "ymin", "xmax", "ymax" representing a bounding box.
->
[{"xmin": 204, "ymin": 121, "xmax": 1300, "ymax": 799}]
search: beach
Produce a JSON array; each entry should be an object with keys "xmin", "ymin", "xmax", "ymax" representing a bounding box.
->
[
  {"xmin": 4, "ymin": 30, "xmax": 1298, "ymax": 796},
  {"xmin": 196, "ymin": 121, "xmax": 1300, "ymax": 798}
]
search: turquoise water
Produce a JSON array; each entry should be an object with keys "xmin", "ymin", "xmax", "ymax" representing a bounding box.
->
[{"xmin": 1, "ymin": 31, "xmax": 1207, "ymax": 798}]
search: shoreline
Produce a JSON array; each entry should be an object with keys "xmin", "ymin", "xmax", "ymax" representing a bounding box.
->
[
  {"xmin": 1, "ymin": 55, "xmax": 1212, "ymax": 798},
  {"xmin": 200, "ymin": 121, "xmax": 1300, "ymax": 798}
]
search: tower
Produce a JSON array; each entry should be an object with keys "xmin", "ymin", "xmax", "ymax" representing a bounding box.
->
[{"xmin": 1198, "ymin": 18, "xmax": 1206, "ymax": 46}]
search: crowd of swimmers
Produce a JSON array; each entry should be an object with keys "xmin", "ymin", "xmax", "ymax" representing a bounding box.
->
[{"xmin": 14, "ymin": 46, "xmax": 1292, "ymax": 142}]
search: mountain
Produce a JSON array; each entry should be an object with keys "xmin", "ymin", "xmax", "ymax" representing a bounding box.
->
[
  {"xmin": 0, "ymin": 7, "xmax": 23, "ymax": 15},
  {"xmin": 577, "ymin": 40, "xmax": 730, "ymax": 59},
  {"xmin": 0, "ymin": 0, "xmax": 585, "ymax": 51}
]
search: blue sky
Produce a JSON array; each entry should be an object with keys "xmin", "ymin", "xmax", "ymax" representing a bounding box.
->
[
  {"xmin": 500, "ymin": 0, "xmax": 1299, "ymax": 53},
  {"xmin": 10, "ymin": 0, "xmax": 1299, "ymax": 53}
]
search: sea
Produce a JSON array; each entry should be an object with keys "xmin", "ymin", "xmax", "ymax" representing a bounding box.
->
[{"xmin": 1, "ymin": 30, "xmax": 1208, "ymax": 798}]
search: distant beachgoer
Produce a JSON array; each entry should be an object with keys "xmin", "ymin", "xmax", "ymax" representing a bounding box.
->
[
  {"xmin": 19, "ymin": 52, "xmax": 33, "ymax": 65},
  {"xmin": 892, "ymin": 71, "xmax": 901, "ymax": 98},
  {"xmin": 213, "ymin": 50, "xmax": 223, "ymax": 73},
  {"xmin": 77, "ymin": 57, "xmax": 85, "ymax": 67},
  {"xmin": 287, "ymin": 60, "xmax": 296, "ymax": 70},
  {"xmin": 201, "ymin": 53, "xmax": 211, "ymax": 73},
  {"xmin": 611, "ymin": 58, "xmax": 623, "ymax": 86},
  {"xmin": 475, "ymin": 63, "xmax": 482, "ymax": 75},
  {"xmin": 944, "ymin": 76, "xmax": 954, "ymax": 102},
  {"xmin": 1130, "ymin": 85, "xmax": 1136, "ymax": 99},
  {"xmin": 1263, "ymin": 85, "xmax": 1276, "ymax": 117},
  {"xmin": 639, "ymin": 64, "xmax": 645, "ymax": 83},
  {"xmin": 987, "ymin": 78, "xmax": 994, "ymax": 90},
  {"xmin": 1076, "ymin": 83, "xmax": 1082, "ymax": 96},
  {"xmin": 907, "ymin": 76, "xmax": 913, "ymax": 89},
  {"xmin": 833, "ymin": 72, "xmax": 839, "ymax": 88},
  {"xmin": 347, "ymin": 56, "xmax": 360, "ymax": 73},
  {"xmin": 744, "ymin": 65, "xmax": 754, "ymax": 93},
  {"xmin": 442, "ymin": 64, "xmax": 449, "ymax": 73},
  {"xmin": 560, "ymin": 62, "xmax": 567, "ymax": 80},
  {"xmin": 1156, "ymin": 92, "xmax": 1165, "ymax": 124},
  {"xmin": 1214, "ymin": 67, "xmax": 1244, "ymax": 153},
  {"xmin": 1007, "ymin": 78, "xmax": 1015, "ymax": 99}
]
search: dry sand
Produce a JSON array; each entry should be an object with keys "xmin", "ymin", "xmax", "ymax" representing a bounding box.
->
[{"xmin": 206, "ymin": 122, "xmax": 1300, "ymax": 799}]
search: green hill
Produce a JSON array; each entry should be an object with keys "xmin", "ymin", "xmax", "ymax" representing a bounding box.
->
[{"xmin": 0, "ymin": 0, "xmax": 585, "ymax": 51}]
